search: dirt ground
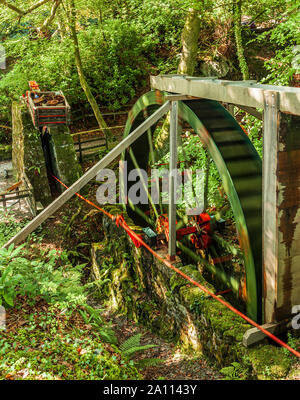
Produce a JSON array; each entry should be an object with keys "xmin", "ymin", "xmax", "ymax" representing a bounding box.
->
[{"xmin": 102, "ymin": 309, "xmax": 223, "ymax": 380}]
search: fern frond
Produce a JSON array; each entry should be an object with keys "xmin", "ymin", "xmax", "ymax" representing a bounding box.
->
[
  {"xmin": 119, "ymin": 333, "xmax": 142, "ymax": 353},
  {"xmin": 123, "ymin": 344, "xmax": 157, "ymax": 358}
]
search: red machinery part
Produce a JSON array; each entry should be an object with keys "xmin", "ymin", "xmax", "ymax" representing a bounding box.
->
[
  {"xmin": 157, "ymin": 212, "xmax": 212, "ymax": 250},
  {"xmin": 189, "ymin": 213, "xmax": 212, "ymax": 249},
  {"xmin": 28, "ymin": 81, "xmax": 40, "ymax": 91}
]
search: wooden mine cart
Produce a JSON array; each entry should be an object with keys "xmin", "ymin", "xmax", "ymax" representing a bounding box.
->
[{"xmin": 26, "ymin": 89, "xmax": 71, "ymax": 129}]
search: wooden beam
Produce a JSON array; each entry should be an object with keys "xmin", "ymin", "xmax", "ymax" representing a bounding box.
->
[
  {"xmin": 165, "ymin": 94, "xmax": 196, "ymax": 101},
  {"xmin": 2, "ymin": 101, "xmax": 171, "ymax": 249},
  {"xmin": 243, "ymin": 321, "xmax": 290, "ymax": 347},
  {"xmin": 0, "ymin": 0, "xmax": 51, "ymax": 16},
  {"xmin": 151, "ymin": 75, "xmax": 300, "ymax": 116},
  {"xmin": 263, "ymin": 91, "xmax": 300, "ymax": 323},
  {"xmin": 262, "ymin": 91, "xmax": 280, "ymax": 323},
  {"xmin": 235, "ymin": 104, "xmax": 263, "ymax": 120}
]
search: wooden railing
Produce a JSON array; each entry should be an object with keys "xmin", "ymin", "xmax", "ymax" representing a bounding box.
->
[{"xmin": 0, "ymin": 174, "xmax": 36, "ymax": 216}]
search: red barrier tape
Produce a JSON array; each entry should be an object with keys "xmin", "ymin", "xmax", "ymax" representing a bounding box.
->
[
  {"xmin": 52, "ymin": 174, "xmax": 300, "ymax": 359},
  {"xmin": 115, "ymin": 215, "xmax": 143, "ymax": 248}
]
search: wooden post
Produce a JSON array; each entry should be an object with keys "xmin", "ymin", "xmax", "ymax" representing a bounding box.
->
[
  {"xmin": 204, "ymin": 149, "xmax": 210, "ymax": 211},
  {"xmin": 1, "ymin": 194, "xmax": 6, "ymax": 212},
  {"xmin": 78, "ymin": 134, "xmax": 83, "ymax": 163},
  {"xmin": 168, "ymin": 101, "xmax": 178, "ymax": 260},
  {"xmin": 17, "ymin": 186, "xmax": 20, "ymax": 209},
  {"xmin": 263, "ymin": 91, "xmax": 300, "ymax": 323},
  {"xmin": 263, "ymin": 91, "xmax": 280, "ymax": 323}
]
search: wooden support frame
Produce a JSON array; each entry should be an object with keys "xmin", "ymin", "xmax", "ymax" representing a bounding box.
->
[
  {"xmin": 263, "ymin": 91, "xmax": 300, "ymax": 323},
  {"xmin": 243, "ymin": 320, "xmax": 290, "ymax": 347},
  {"xmin": 151, "ymin": 74, "xmax": 300, "ymax": 325},
  {"xmin": 151, "ymin": 75, "xmax": 300, "ymax": 116}
]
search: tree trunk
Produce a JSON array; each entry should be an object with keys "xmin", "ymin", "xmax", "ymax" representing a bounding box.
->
[
  {"xmin": 155, "ymin": 8, "xmax": 202, "ymax": 159},
  {"xmin": 233, "ymin": 0, "xmax": 249, "ymax": 80},
  {"xmin": 178, "ymin": 8, "xmax": 202, "ymax": 75},
  {"xmin": 67, "ymin": 0, "xmax": 109, "ymax": 148}
]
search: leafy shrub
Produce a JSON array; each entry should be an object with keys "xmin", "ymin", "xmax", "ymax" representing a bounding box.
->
[
  {"xmin": 220, "ymin": 361, "xmax": 249, "ymax": 380},
  {"xmin": 258, "ymin": 8, "xmax": 300, "ymax": 85},
  {"xmin": 0, "ymin": 215, "xmax": 29, "ymax": 247},
  {"xmin": 0, "ymin": 20, "xmax": 148, "ymax": 117},
  {"xmin": 0, "ymin": 306, "xmax": 140, "ymax": 380},
  {"xmin": 0, "ymin": 244, "xmax": 87, "ymax": 307}
]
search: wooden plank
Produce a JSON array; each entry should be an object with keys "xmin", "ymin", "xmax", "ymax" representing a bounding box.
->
[
  {"xmin": 150, "ymin": 75, "xmax": 300, "ymax": 116},
  {"xmin": 71, "ymin": 125, "xmax": 125, "ymax": 136},
  {"xmin": 235, "ymin": 104, "xmax": 263, "ymax": 120},
  {"xmin": 2, "ymin": 101, "xmax": 171, "ymax": 249},
  {"xmin": 243, "ymin": 321, "xmax": 289, "ymax": 347},
  {"xmin": 276, "ymin": 112, "xmax": 300, "ymax": 321},
  {"xmin": 165, "ymin": 94, "xmax": 195, "ymax": 101},
  {"xmin": 262, "ymin": 91, "xmax": 280, "ymax": 323},
  {"xmin": 263, "ymin": 104, "xmax": 300, "ymax": 323}
]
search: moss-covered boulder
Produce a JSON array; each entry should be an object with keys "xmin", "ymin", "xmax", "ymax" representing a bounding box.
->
[
  {"xmin": 49, "ymin": 126, "xmax": 82, "ymax": 191},
  {"xmin": 12, "ymin": 101, "xmax": 52, "ymax": 206},
  {"xmin": 11, "ymin": 100, "xmax": 82, "ymax": 205},
  {"xmin": 248, "ymin": 345, "xmax": 292, "ymax": 380}
]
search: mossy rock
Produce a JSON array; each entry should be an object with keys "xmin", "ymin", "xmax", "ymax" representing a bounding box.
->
[
  {"xmin": 248, "ymin": 345, "xmax": 292, "ymax": 379},
  {"xmin": 49, "ymin": 126, "xmax": 82, "ymax": 191}
]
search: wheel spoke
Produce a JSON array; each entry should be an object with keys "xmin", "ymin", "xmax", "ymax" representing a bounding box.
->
[{"xmin": 129, "ymin": 148, "xmax": 159, "ymax": 219}]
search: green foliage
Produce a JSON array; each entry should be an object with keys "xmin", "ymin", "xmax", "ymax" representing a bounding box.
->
[
  {"xmin": 256, "ymin": 4, "xmax": 300, "ymax": 85},
  {"xmin": 0, "ymin": 307, "xmax": 140, "ymax": 380},
  {"xmin": 282, "ymin": 332, "xmax": 299, "ymax": 358},
  {"xmin": 234, "ymin": 0, "xmax": 249, "ymax": 80},
  {"xmin": 0, "ymin": 244, "xmax": 87, "ymax": 308},
  {"xmin": 80, "ymin": 21, "xmax": 147, "ymax": 109},
  {"xmin": 158, "ymin": 133, "xmax": 229, "ymax": 211},
  {"xmin": 239, "ymin": 111, "xmax": 263, "ymax": 158},
  {"xmin": 220, "ymin": 361, "xmax": 249, "ymax": 380},
  {"xmin": 119, "ymin": 333, "xmax": 162, "ymax": 369},
  {"xmin": 78, "ymin": 305, "xmax": 118, "ymax": 345},
  {"xmin": 0, "ymin": 215, "xmax": 29, "ymax": 247},
  {"xmin": 119, "ymin": 333, "xmax": 156, "ymax": 358},
  {"xmin": 0, "ymin": 0, "xmax": 186, "ymax": 122}
]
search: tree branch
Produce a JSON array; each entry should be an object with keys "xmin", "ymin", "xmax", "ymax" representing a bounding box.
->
[
  {"xmin": 25, "ymin": 0, "xmax": 52, "ymax": 15},
  {"xmin": 0, "ymin": 0, "xmax": 24, "ymax": 15},
  {"xmin": 0, "ymin": 0, "xmax": 52, "ymax": 16},
  {"xmin": 38, "ymin": 0, "xmax": 61, "ymax": 33}
]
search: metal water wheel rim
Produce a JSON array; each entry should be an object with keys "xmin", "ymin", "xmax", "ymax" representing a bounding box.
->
[{"xmin": 121, "ymin": 90, "xmax": 262, "ymax": 323}]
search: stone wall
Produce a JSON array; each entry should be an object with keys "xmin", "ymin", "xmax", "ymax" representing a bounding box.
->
[
  {"xmin": 48, "ymin": 126, "xmax": 82, "ymax": 193},
  {"xmin": 91, "ymin": 206, "xmax": 296, "ymax": 380},
  {"xmin": 12, "ymin": 101, "xmax": 52, "ymax": 206},
  {"xmin": 12, "ymin": 100, "xmax": 82, "ymax": 205}
]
